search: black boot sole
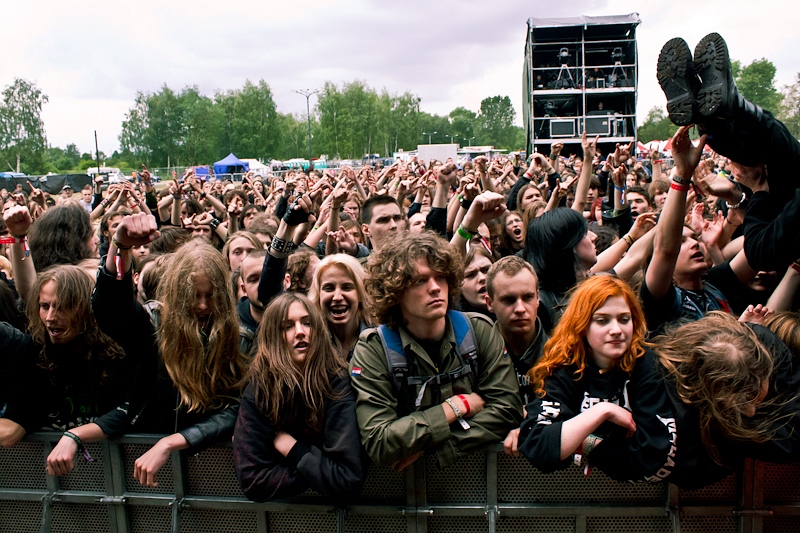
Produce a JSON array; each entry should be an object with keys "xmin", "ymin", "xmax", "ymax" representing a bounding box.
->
[
  {"xmin": 657, "ymin": 38, "xmax": 699, "ymax": 126},
  {"xmin": 694, "ymin": 33, "xmax": 731, "ymax": 116}
]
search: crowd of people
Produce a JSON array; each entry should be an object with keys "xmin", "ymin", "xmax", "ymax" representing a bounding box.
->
[{"xmin": 1, "ymin": 32, "xmax": 799, "ymax": 501}]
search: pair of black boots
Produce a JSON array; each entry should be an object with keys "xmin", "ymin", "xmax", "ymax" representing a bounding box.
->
[
  {"xmin": 656, "ymin": 33, "xmax": 787, "ymax": 173},
  {"xmin": 657, "ymin": 33, "xmax": 763, "ymax": 128}
]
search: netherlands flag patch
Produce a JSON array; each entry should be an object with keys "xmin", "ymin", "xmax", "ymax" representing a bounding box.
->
[{"xmin": 351, "ymin": 367, "xmax": 362, "ymax": 377}]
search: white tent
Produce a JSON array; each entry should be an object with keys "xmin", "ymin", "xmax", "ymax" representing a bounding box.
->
[{"xmin": 240, "ymin": 159, "xmax": 269, "ymax": 173}]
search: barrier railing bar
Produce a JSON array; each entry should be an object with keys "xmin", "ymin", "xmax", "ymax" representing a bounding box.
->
[
  {"xmin": 490, "ymin": 504, "xmax": 671, "ymax": 516},
  {"xmin": 3, "ymin": 434, "xmax": 795, "ymax": 533},
  {"xmin": 256, "ymin": 509, "xmax": 268, "ymax": 533},
  {"xmin": 0, "ymin": 489, "xmax": 49, "ymax": 501},
  {"xmin": 752, "ymin": 461, "xmax": 766, "ymax": 533},
  {"xmin": 40, "ymin": 440, "xmax": 57, "ymax": 533},
  {"xmin": 486, "ymin": 451, "xmax": 498, "ymax": 533},
  {"xmin": 667, "ymin": 483, "xmax": 681, "ymax": 533},
  {"xmin": 169, "ymin": 448, "xmax": 185, "ymax": 533},
  {"xmin": 100, "ymin": 440, "xmax": 122, "ymax": 533},
  {"xmin": 575, "ymin": 514, "xmax": 587, "ymax": 533},
  {"xmin": 740, "ymin": 459, "xmax": 755, "ymax": 533},
  {"xmin": 767, "ymin": 504, "xmax": 800, "ymax": 515}
]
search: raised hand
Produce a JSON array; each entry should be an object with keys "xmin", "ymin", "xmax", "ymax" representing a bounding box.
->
[
  {"xmin": 581, "ymin": 131, "xmax": 600, "ymax": 161},
  {"xmin": 738, "ymin": 304, "xmax": 774, "ymax": 325},
  {"xmin": 330, "ymin": 187, "xmax": 348, "ymax": 209},
  {"xmin": 629, "ymin": 212, "xmax": 657, "ymax": 240},
  {"xmin": 437, "ymin": 163, "xmax": 457, "ymax": 186},
  {"xmin": 283, "ymin": 194, "xmax": 314, "ymax": 226},
  {"xmin": 114, "ymin": 213, "xmax": 160, "ymax": 249},
  {"xmin": 462, "ymin": 191, "xmax": 507, "ymax": 230},
  {"xmin": 26, "ymin": 181, "xmax": 45, "ymax": 207},
  {"xmin": 3, "ymin": 205, "xmax": 33, "ymax": 236},
  {"xmin": 701, "ymin": 210, "xmax": 725, "ymax": 248},
  {"xmin": 671, "ymin": 125, "xmax": 707, "ymax": 179},
  {"xmin": 611, "ymin": 163, "xmax": 627, "ymax": 189}
]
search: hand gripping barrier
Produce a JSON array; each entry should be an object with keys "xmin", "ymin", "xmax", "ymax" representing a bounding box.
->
[{"xmin": 0, "ymin": 433, "xmax": 798, "ymax": 533}]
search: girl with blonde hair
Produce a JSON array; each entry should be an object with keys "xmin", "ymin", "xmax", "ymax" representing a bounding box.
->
[{"xmin": 307, "ymin": 253, "xmax": 371, "ymax": 359}]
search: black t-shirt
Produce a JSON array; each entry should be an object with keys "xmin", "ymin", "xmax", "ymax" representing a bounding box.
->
[{"xmin": 641, "ymin": 261, "xmax": 739, "ymax": 334}]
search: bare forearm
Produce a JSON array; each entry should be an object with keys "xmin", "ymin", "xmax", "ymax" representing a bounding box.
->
[
  {"xmin": 767, "ymin": 266, "xmax": 800, "ymax": 311},
  {"xmin": 9, "ymin": 242, "xmax": 35, "ymax": 302}
]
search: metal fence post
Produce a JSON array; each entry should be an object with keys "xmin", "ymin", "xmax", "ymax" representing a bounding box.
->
[
  {"xmin": 39, "ymin": 440, "xmax": 58, "ymax": 533},
  {"xmin": 486, "ymin": 451, "xmax": 498, "ymax": 533},
  {"xmin": 170, "ymin": 450, "xmax": 186, "ymax": 533}
]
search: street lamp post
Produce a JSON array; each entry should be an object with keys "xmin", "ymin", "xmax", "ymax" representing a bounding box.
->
[
  {"xmin": 445, "ymin": 134, "xmax": 458, "ymax": 144},
  {"xmin": 466, "ymin": 136, "xmax": 476, "ymax": 147},
  {"xmin": 422, "ymin": 131, "xmax": 437, "ymax": 144},
  {"xmin": 293, "ymin": 88, "xmax": 320, "ymax": 163}
]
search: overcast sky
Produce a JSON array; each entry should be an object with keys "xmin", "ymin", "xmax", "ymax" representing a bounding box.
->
[{"xmin": 4, "ymin": 0, "xmax": 799, "ymax": 156}]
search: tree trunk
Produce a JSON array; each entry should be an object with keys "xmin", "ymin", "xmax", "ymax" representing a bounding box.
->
[{"xmin": 16, "ymin": 151, "xmax": 20, "ymax": 174}]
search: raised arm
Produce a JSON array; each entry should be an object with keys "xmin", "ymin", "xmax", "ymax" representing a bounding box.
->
[
  {"xmin": 3, "ymin": 205, "xmax": 35, "ymax": 303},
  {"xmin": 645, "ymin": 126, "xmax": 707, "ymax": 299},
  {"xmin": 572, "ymin": 132, "xmax": 599, "ymax": 213},
  {"xmin": 450, "ymin": 191, "xmax": 506, "ymax": 255}
]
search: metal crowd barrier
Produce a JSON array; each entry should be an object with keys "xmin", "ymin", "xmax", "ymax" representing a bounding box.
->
[{"xmin": 0, "ymin": 432, "xmax": 798, "ymax": 533}]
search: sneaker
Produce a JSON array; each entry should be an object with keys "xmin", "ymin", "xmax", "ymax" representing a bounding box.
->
[
  {"xmin": 657, "ymin": 38, "xmax": 701, "ymax": 126},
  {"xmin": 694, "ymin": 33, "xmax": 734, "ymax": 117}
]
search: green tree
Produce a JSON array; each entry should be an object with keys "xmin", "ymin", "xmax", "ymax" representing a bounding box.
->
[
  {"xmin": 181, "ymin": 87, "xmax": 224, "ymax": 165},
  {"xmin": 43, "ymin": 143, "xmax": 83, "ymax": 172},
  {"xmin": 0, "ymin": 78, "xmax": 48, "ymax": 173},
  {"xmin": 449, "ymin": 107, "xmax": 477, "ymax": 145},
  {"xmin": 637, "ymin": 106, "xmax": 678, "ymax": 144},
  {"xmin": 145, "ymin": 85, "xmax": 185, "ymax": 167},
  {"xmin": 418, "ymin": 112, "xmax": 451, "ymax": 146},
  {"xmin": 780, "ymin": 72, "xmax": 800, "ymax": 139},
  {"xmin": 216, "ymin": 80, "xmax": 281, "ymax": 160},
  {"xmin": 119, "ymin": 91, "xmax": 150, "ymax": 165},
  {"xmin": 736, "ymin": 58, "xmax": 783, "ymax": 112},
  {"xmin": 477, "ymin": 96, "xmax": 517, "ymax": 148},
  {"xmin": 316, "ymin": 81, "xmax": 382, "ymax": 159}
]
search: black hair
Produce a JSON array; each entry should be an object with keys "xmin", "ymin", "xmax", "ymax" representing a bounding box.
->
[
  {"xmin": 523, "ymin": 207, "xmax": 587, "ymax": 293},
  {"xmin": 28, "ymin": 203, "xmax": 95, "ymax": 271},
  {"xmin": 361, "ymin": 194, "xmax": 400, "ymax": 225}
]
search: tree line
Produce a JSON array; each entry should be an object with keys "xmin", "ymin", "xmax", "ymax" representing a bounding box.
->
[
  {"xmin": 8, "ymin": 54, "xmax": 797, "ymax": 174},
  {"xmin": 0, "ymin": 77, "xmax": 523, "ymax": 175}
]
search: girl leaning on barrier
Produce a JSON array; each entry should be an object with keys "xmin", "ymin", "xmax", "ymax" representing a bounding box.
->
[
  {"xmin": 585, "ymin": 312, "xmax": 800, "ymax": 488},
  {"xmin": 519, "ymin": 274, "xmax": 800, "ymax": 488},
  {"xmin": 233, "ymin": 292, "xmax": 365, "ymax": 502},
  {"xmin": 518, "ymin": 275, "xmax": 660, "ymax": 476},
  {"xmin": 93, "ymin": 213, "xmax": 248, "ymax": 488}
]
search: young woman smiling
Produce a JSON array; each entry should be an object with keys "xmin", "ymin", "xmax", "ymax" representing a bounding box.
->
[{"xmin": 307, "ymin": 254, "xmax": 371, "ymax": 360}]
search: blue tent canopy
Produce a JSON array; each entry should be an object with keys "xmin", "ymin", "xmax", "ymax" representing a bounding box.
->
[{"xmin": 213, "ymin": 153, "xmax": 249, "ymax": 175}]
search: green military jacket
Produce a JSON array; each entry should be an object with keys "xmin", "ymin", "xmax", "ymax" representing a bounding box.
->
[{"xmin": 349, "ymin": 312, "xmax": 522, "ymax": 469}]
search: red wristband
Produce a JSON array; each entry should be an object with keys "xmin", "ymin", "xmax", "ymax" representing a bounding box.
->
[
  {"xmin": 670, "ymin": 182, "xmax": 690, "ymax": 192},
  {"xmin": 791, "ymin": 262, "xmax": 800, "ymax": 275},
  {"xmin": 457, "ymin": 394, "xmax": 470, "ymax": 416}
]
